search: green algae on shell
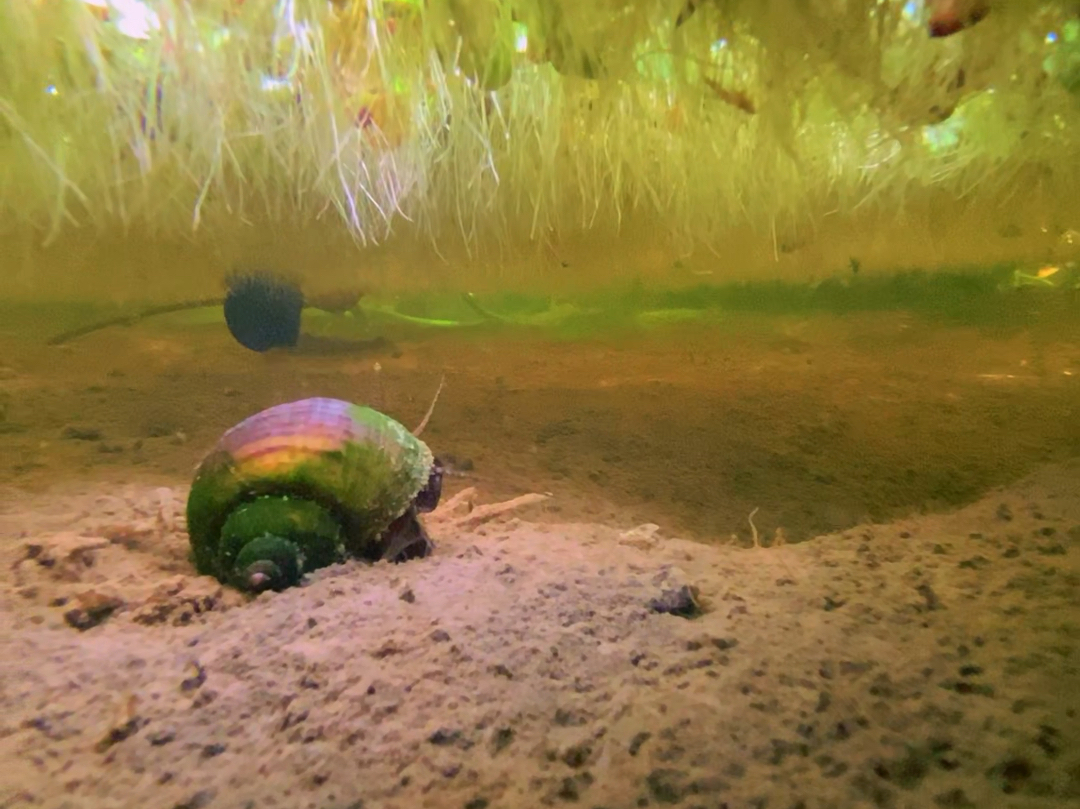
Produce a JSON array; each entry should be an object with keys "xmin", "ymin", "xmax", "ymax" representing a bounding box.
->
[{"xmin": 186, "ymin": 397, "xmax": 435, "ymax": 592}]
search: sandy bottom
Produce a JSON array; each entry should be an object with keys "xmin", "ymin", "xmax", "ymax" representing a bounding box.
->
[
  {"xmin": 0, "ymin": 456, "xmax": 1078, "ymax": 809},
  {"xmin": 0, "ymin": 307, "xmax": 1078, "ymax": 808}
]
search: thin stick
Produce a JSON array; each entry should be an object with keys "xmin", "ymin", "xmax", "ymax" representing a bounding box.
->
[
  {"xmin": 437, "ymin": 485, "xmax": 478, "ymax": 516},
  {"xmin": 412, "ymin": 375, "xmax": 445, "ymax": 437},
  {"xmin": 452, "ymin": 493, "xmax": 551, "ymax": 530},
  {"xmin": 46, "ymin": 298, "xmax": 225, "ymax": 346},
  {"xmin": 748, "ymin": 506, "xmax": 800, "ymax": 582}
]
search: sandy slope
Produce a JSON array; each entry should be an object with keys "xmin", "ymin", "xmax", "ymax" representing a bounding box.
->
[{"xmin": 0, "ymin": 461, "xmax": 1077, "ymax": 809}]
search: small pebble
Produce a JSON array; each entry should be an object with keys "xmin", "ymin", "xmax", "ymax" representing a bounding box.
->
[{"xmin": 647, "ymin": 586, "xmax": 702, "ymax": 618}]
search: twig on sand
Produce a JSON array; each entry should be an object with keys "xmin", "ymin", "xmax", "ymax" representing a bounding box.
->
[
  {"xmin": 412, "ymin": 375, "xmax": 445, "ymax": 437},
  {"xmin": 747, "ymin": 506, "xmax": 799, "ymax": 582},
  {"xmin": 748, "ymin": 506, "xmax": 761, "ymax": 549},
  {"xmin": 437, "ymin": 486, "xmax": 480, "ymax": 515},
  {"xmin": 434, "ymin": 486, "xmax": 551, "ymax": 530}
]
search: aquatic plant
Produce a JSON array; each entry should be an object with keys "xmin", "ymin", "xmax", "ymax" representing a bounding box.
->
[{"xmin": 0, "ymin": 1, "xmax": 1077, "ymax": 268}]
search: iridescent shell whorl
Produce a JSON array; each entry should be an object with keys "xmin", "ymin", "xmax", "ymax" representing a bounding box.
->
[{"xmin": 186, "ymin": 398, "xmax": 434, "ymax": 582}]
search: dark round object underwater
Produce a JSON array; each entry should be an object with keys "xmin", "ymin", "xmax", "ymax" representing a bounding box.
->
[{"xmin": 223, "ymin": 271, "xmax": 305, "ymax": 352}]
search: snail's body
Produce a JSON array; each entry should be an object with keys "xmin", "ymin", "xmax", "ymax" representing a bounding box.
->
[{"xmin": 186, "ymin": 398, "xmax": 443, "ymax": 593}]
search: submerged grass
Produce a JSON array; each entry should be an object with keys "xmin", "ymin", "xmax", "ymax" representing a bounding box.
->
[
  {"xmin": 394, "ymin": 264, "xmax": 1075, "ymax": 337},
  {"xmin": 2, "ymin": 0, "xmax": 1079, "ymax": 267},
  {"xmin": 12, "ymin": 262, "xmax": 1078, "ymax": 348}
]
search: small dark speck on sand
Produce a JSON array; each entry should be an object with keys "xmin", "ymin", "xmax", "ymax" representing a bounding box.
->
[{"xmin": 648, "ymin": 586, "xmax": 702, "ymax": 618}]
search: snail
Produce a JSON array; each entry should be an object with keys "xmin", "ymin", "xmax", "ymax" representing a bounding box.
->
[{"xmin": 185, "ymin": 382, "xmax": 444, "ymax": 593}]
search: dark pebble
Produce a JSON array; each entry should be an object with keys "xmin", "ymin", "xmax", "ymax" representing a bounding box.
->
[
  {"xmin": 648, "ymin": 586, "xmax": 702, "ymax": 618},
  {"xmin": 63, "ymin": 607, "xmax": 115, "ymax": 632},
  {"xmin": 200, "ymin": 743, "xmax": 226, "ymax": 759}
]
